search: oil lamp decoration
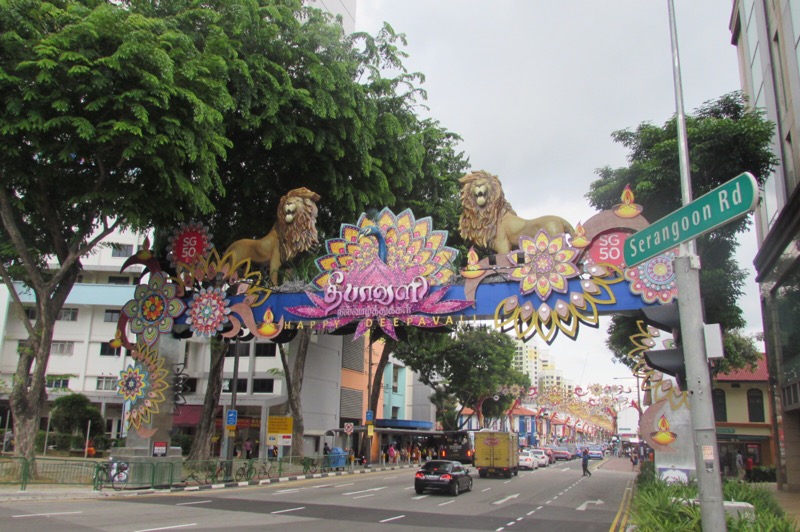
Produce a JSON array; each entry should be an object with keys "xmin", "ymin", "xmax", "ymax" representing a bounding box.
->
[
  {"xmin": 650, "ymin": 414, "xmax": 677, "ymax": 446},
  {"xmin": 613, "ymin": 185, "xmax": 643, "ymax": 218},
  {"xmin": 570, "ymin": 222, "xmax": 590, "ymax": 248},
  {"xmin": 256, "ymin": 307, "xmax": 285, "ymax": 339},
  {"xmin": 461, "ymin": 247, "xmax": 485, "ymax": 279}
]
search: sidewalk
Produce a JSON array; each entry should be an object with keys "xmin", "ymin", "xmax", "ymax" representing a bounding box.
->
[
  {"xmin": 0, "ymin": 462, "xmax": 417, "ymax": 502},
  {"xmin": 597, "ymin": 456, "xmax": 799, "ymax": 524}
]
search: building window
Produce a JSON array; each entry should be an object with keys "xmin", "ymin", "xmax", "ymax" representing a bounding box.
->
[
  {"xmin": 391, "ymin": 406, "xmax": 399, "ymax": 420},
  {"xmin": 252, "ymin": 379, "xmax": 274, "ymax": 393},
  {"xmin": 108, "ymin": 276, "xmax": 130, "ymax": 285},
  {"xmin": 96, "ymin": 376, "xmax": 117, "ymax": 391},
  {"xmin": 104, "ymin": 309, "xmax": 121, "ymax": 323},
  {"xmin": 184, "ymin": 378, "xmax": 198, "ymax": 393},
  {"xmin": 226, "ymin": 342, "xmax": 249, "ymax": 358},
  {"xmin": 46, "ymin": 377, "xmax": 70, "ymax": 389},
  {"xmin": 392, "ymin": 365, "xmax": 400, "ymax": 393},
  {"xmin": 111, "ymin": 244, "xmax": 133, "ymax": 258},
  {"xmin": 712, "ymin": 388, "xmax": 727, "ymax": 422},
  {"xmin": 747, "ymin": 389, "xmax": 765, "ymax": 422},
  {"xmin": 57, "ymin": 308, "xmax": 78, "ymax": 321},
  {"xmin": 99, "ymin": 342, "xmax": 121, "ymax": 357},
  {"xmin": 255, "ymin": 343, "xmax": 277, "ymax": 357},
  {"xmin": 222, "ymin": 379, "xmax": 247, "ymax": 393},
  {"xmin": 51, "ymin": 341, "xmax": 75, "ymax": 356},
  {"xmin": 24, "ymin": 307, "xmax": 37, "ymax": 321}
]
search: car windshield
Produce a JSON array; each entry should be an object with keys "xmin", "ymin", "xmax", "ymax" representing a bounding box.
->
[{"xmin": 420, "ymin": 461, "xmax": 453, "ymax": 474}]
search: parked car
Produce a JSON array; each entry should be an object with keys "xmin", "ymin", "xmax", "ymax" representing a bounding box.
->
[
  {"xmin": 519, "ymin": 450, "xmax": 538, "ymax": 470},
  {"xmin": 540, "ymin": 447, "xmax": 556, "ymax": 464},
  {"xmin": 414, "ymin": 460, "xmax": 473, "ymax": 496},
  {"xmin": 552, "ymin": 447, "xmax": 572, "ymax": 461},
  {"xmin": 530, "ymin": 449, "xmax": 549, "ymax": 468},
  {"xmin": 588, "ymin": 447, "xmax": 604, "ymax": 460}
]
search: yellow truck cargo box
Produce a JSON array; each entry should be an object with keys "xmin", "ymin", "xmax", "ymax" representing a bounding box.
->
[{"xmin": 473, "ymin": 431, "xmax": 519, "ymax": 478}]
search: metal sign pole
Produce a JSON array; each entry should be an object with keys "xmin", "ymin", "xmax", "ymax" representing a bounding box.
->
[{"xmin": 667, "ymin": 1, "xmax": 726, "ymax": 529}]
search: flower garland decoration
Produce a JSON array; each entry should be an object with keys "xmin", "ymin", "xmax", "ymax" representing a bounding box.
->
[
  {"xmin": 185, "ymin": 286, "xmax": 231, "ymax": 337},
  {"xmin": 624, "ymin": 249, "xmax": 678, "ymax": 304},
  {"xmin": 117, "ymin": 342, "xmax": 170, "ymax": 430}
]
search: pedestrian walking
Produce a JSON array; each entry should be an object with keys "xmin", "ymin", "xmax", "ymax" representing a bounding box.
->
[
  {"xmin": 630, "ymin": 450, "xmax": 639, "ymax": 471},
  {"xmin": 736, "ymin": 450, "xmax": 745, "ymax": 481},
  {"xmin": 745, "ymin": 454, "xmax": 754, "ymax": 482},
  {"xmin": 244, "ymin": 438, "xmax": 253, "ymax": 459},
  {"xmin": 582, "ymin": 448, "xmax": 592, "ymax": 477}
]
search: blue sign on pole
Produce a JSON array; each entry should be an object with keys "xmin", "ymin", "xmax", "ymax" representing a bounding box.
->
[
  {"xmin": 365, "ymin": 410, "xmax": 373, "ymax": 422},
  {"xmin": 226, "ymin": 409, "xmax": 238, "ymax": 427}
]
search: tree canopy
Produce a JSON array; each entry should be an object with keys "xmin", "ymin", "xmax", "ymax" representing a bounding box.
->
[{"xmin": 585, "ymin": 92, "xmax": 776, "ymax": 371}]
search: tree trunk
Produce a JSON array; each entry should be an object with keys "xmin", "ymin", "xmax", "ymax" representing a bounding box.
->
[
  {"xmin": 9, "ymin": 319, "xmax": 52, "ymax": 462},
  {"xmin": 279, "ymin": 328, "xmax": 311, "ymax": 458},
  {"xmin": 186, "ymin": 338, "xmax": 227, "ymax": 462},
  {"xmin": 369, "ymin": 338, "xmax": 395, "ymax": 416}
]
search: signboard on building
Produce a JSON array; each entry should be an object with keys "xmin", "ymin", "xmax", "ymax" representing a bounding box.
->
[{"xmin": 153, "ymin": 441, "xmax": 168, "ymax": 457}]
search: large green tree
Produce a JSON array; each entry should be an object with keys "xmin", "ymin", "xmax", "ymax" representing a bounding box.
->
[
  {"xmin": 0, "ymin": 0, "xmax": 234, "ymax": 459},
  {"xmin": 395, "ymin": 326, "xmax": 530, "ymax": 428},
  {"xmin": 133, "ymin": 2, "xmax": 470, "ymax": 458},
  {"xmin": 585, "ymin": 92, "xmax": 776, "ymax": 372}
]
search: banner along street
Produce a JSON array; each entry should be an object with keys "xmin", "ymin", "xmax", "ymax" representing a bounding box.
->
[{"xmin": 623, "ymin": 172, "xmax": 759, "ymax": 267}]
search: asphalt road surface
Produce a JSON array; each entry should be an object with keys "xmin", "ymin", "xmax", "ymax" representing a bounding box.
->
[{"xmin": 0, "ymin": 459, "xmax": 633, "ymax": 531}]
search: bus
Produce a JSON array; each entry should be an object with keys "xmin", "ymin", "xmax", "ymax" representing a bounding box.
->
[{"xmin": 375, "ymin": 428, "xmax": 475, "ymax": 464}]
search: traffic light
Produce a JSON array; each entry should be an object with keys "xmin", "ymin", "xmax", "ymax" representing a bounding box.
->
[
  {"xmin": 641, "ymin": 302, "xmax": 687, "ymax": 390},
  {"xmin": 644, "ymin": 348, "xmax": 687, "ymax": 390}
]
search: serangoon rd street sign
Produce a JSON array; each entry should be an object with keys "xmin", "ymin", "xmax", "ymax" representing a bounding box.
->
[{"xmin": 623, "ymin": 172, "xmax": 759, "ymax": 267}]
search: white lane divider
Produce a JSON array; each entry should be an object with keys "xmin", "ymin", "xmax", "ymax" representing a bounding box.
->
[
  {"xmin": 13, "ymin": 512, "xmax": 83, "ymax": 518},
  {"xmin": 343, "ymin": 486, "xmax": 387, "ymax": 496},
  {"xmin": 176, "ymin": 500, "xmax": 212, "ymax": 506},
  {"xmin": 379, "ymin": 515, "xmax": 405, "ymax": 523},
  {"xmin": 271, "ymin": 507, "xmax": 306, "ymax": 514}
]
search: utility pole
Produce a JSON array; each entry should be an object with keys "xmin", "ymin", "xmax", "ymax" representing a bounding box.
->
[
  {"xmin": 667, "ymin": 1, "xmax": 726, "ymax": 529},
  {"xmin": 225, "ymin": 336, "xmax": 241, "ymax": 480}
]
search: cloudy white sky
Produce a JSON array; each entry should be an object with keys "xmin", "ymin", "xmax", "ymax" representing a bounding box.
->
[{"xmin": 355, "ymin": 1, "xmax": 761, "ymax": 391}]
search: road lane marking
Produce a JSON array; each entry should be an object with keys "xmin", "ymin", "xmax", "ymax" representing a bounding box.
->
[
  {"xmin": 133, "ymin": 525, "xmax": 197, "ymax": 532},
  {"xmin": 13, "ymin": 511, "xmax": 83, "ymax": 518},
  {"xmin": 438, "ymin": 500, "xmax": 454, "ymax": 506},
  {"xmin": 353, "ymin": 494, "xmax": 375, "ymax": 499},
  {"xmin": 492, "ymin": 493, "xmax": 519, "ymax": 505},
  {"xmin": 275, "ymin": 489, "xmax": 300, "ymax": 494},
  {"xmin": 312, "ymin": 484, "xmax": 333, "ymax": 488},
  {"xmin": 343, "ymin": 487, "xmax": 386, "ymax": 496},
  {"xmin": 403, "ymin": 486, "xmax": 414, "ymax": 490},
  {"xmin": 334, "ymin": 483, "xmax": 354, "ymax": 487},
  {"xmin": 379, "ymin": 515, "xmax": 405, "ymax": 523},
  {"xmin": 412, "ymin": 495, "xmax": 428, "ymax": 500},
  {"xmin": 176, "ymin": 500, "xmax": 211, "ymax": 506},
  {"xmin": 482, "ymin": 487, "xmax": 492, "ymax": 492},
  {"xmin": 271, "ymin": 507, "xmax": 306, "ymax": 514}
]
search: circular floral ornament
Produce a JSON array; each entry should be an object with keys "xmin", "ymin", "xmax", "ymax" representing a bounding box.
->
[
  {"xmin": 118, "ymin": 342, "xmax": 170, "ymax": 430},
  {"xmin": 186, "ymin": 287, "xmax": 231, "ymax": 337},
  {"xmin": 625, "ymin": 249, "xmax": 678, "ymax": 304},
  {"xmin": 122, "ymin": 272, "xmax": 186, "ymax": 347},
  {"xmin": 167, "ymin": 222, "xmax": 213, "ymax": 268},
  {"xmin": 118, "ymin": 366, "xmax": 147, "ymax": 402},
  {"xmin": 508, "ymin": 230, "xmax": 580, "ymax": 301}
]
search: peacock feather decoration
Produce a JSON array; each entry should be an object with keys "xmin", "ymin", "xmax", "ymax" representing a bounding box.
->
[
  {"xmin": 291, "ymin": 208, "xmax": 470, "ymax": 340},
  {"xmin": 311, "ymin": 208, "xmax": 459, "ymax": 290}
]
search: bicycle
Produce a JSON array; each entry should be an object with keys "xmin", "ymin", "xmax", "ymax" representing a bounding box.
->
[
  {"xmin": 235, "ymin": 459, "xmax": 274, "ymax": 481},
  {"xmin": 206, "ymin": 462, "xmax": 227, "ymax": 484},
  {"xmin": 95, "ymin": 462, "xmax": 129, "ymax": 491},
  {"xmin": 301, "ymin": 456, "xmax": 317, "ymax": 474}
]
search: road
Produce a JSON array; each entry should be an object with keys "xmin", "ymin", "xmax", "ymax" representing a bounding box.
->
[{"xmin": 0, "ymin": 459, "xmax": 634, "ymax": 531}]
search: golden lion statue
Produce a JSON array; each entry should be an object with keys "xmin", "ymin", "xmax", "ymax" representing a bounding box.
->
[
  {"xmin": 459, "ymin": 170, "xmax": 575, "ymax": 254},
  {"xmin": 225, "ymin": 187, "xmax": 321, "ymax": 285}
]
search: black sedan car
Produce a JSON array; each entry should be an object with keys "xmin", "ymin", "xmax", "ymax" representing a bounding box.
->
[{"xmin": 414, "ymin": 460, "xmax": 473, "ymax": 496}]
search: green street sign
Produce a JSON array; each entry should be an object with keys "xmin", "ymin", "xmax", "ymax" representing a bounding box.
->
[{"xmin": 624, "ymin": 172, "xmax": 759, "ymax": 267}]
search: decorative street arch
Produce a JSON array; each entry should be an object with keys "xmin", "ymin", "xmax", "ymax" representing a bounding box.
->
[{"xmin": 111, "ymin": 174, "xmax": 684, "ymax": 450}]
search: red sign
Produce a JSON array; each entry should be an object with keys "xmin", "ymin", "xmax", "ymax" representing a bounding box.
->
[
  {"xmin": 170, "ymin": 225, "xmax": 210, "ymax": 265},
  {"xmin": 588, "ymin": 231, "xmax": 627, "ymax": 268},
  {"xmin": 483, "ymin": 437, "xmax": 499, "ymax": 446},
  {"xmin": 153, "ymin": 441, "xmax": 168, "ymax": 457}
]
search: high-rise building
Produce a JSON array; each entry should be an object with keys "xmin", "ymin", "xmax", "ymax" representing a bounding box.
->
[{"xmin": 730, "ymin": 0, "xmax": 800, "ymax": 491}]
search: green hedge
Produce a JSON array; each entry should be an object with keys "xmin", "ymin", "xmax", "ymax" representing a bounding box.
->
[{"xmin": 630, "ymin": 478, "xmax": 796, "ymax": 531}]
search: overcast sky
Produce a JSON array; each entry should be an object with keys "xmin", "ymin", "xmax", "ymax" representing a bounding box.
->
[{"xmin": 355, "ymin": 1, "xmax": 760, "ymax": 392}]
